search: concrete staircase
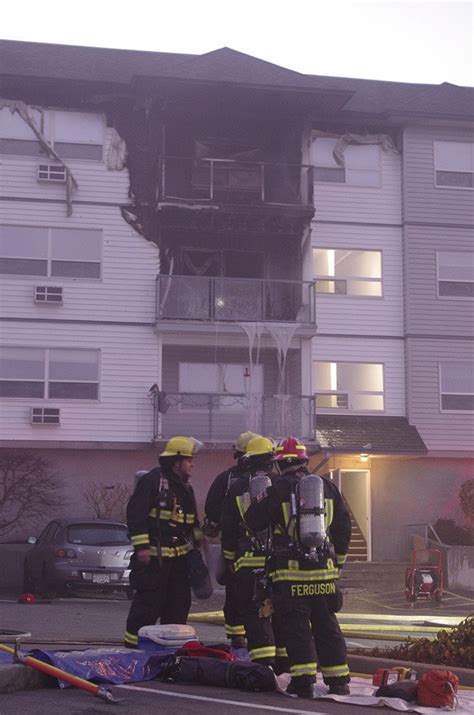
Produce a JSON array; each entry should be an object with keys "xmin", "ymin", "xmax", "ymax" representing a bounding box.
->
[
  {"xmin": 339, "ymin": 560, "xmax": 407, "ymax": 593},
  {"xmin": 343, "ymin": 498, "xmax": 368, "ymax": 561}
]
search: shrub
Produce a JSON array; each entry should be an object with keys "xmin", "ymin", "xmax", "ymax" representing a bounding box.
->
[{"xmin": 433, "ymin": 518, "xmax": 474, "ymax": 546}]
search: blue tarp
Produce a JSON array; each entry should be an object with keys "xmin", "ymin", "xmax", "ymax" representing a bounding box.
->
[{"xmin": 7, "ymin": 645, "xmax": 176, "ymax": 687}]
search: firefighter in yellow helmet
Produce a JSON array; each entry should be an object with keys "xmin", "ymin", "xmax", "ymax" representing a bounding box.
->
[
  {"xmin": 124, "ymin": 436, "xmax": 203, "ymax": 648},
  {"xmin": 221, "ymin": 435, "xmax": 277, "ymax": 666},
  {"xmin": 202, "ymin": 431, "xmax": 258, "ymax": 649}
]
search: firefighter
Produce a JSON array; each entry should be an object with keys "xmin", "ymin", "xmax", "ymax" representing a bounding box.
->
[
  {"xmin": 221, "ymin": 435, "xmax": 276, "ymax": 667},
  {"xmin": 202, "ymin": 431, "xmax": 258, "ymax": 648},
  {"xmin": 124, "ymin": 435, "xmax": 203, "ymax": 648},
  {"xmin": 245, "ymin": 436, "xmax": 352, "ymax": 698}
]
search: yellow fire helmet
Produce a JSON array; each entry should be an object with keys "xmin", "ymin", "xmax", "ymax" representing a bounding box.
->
[
  {"xmin": 160, "ymin": 436, "xmax": 204, "ymax": 458},
  {"xmin": 234, "ymin": 431, "xmax": 260, "ymax": 453},
  {"xmin": 244, "ymin": 435, "xmax": 274, "ymax": 459}
]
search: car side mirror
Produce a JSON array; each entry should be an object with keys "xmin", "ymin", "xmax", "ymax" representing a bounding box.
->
[{"xmin": 27, "ymin": 536, "xmax": 37, "ymax": 545}]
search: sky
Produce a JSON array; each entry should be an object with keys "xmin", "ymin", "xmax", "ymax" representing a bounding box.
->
[{"xmin": 2, "ymin": 0, "xmax": 473, "ymax": 87}]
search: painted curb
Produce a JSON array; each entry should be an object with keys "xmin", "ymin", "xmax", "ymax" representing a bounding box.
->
[{"xmin": 0, "ymin": 663, "xmax": 48, "ymax": 693}]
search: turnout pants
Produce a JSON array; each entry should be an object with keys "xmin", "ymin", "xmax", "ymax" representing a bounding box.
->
[
  {"xmin": 124, "ymin": 554, "xmax": 191, "ymax": 647},
  {"xmin": 272, "ymin": 582, "xmax": 350, "ymax": 687},
  {"xmin": 223, "ymin": 571, "xmax": 246, "ymax": 641},
  {"xmin": 234, "ymin": 566, "xmax": 275, "ymax": 664}
]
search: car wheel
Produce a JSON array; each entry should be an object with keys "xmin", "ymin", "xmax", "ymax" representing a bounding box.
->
[{"xmin": 22, "ymin": 562, "xmax": 36, "ymax": 593}]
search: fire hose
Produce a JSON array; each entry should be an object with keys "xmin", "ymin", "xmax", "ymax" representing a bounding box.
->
[{"xmin": 0, "ymin": 641, "xmax": 122, "ymax": 704}]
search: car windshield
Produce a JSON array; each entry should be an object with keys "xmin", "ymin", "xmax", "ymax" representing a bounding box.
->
[{"xmin": 66, "ymin": 524, "xmax": 130, "ymax": 546}]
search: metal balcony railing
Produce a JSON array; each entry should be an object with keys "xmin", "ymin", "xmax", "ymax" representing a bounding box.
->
[
  {"xmin": 158, "ymin": 156, "xmax": 314, "ymax": 206},
  {"xmin": 156, "ymin": 274, "xmax": 316, "ymax": 324},
  {"xmin": 153, "ymin": 391, "xmax": 316, "ymax": 442}
]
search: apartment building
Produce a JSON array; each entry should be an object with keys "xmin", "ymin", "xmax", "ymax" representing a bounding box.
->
[{"xmin": 0, "ymin": 40, "xmax": 472, "ymax": 560}]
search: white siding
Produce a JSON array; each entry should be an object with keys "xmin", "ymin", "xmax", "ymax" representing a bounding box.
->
[
  {"xmin": 403, "ymin": 126, "xmax": 474, "ymax": 226},
  {"xmin": 313, "ymin": 147, "xmax": 402, "ymax": 225},
  {"xmin": 312, "ymin": 336, "xmax": 406, "ymax": 415},
  {"xmin": 404, "ymin": 224, "xmax": 474, "ymax": 336},
  {"xmin": 311, "ymin": 223, "xmax": 404, "ymax": 336},
  {"xmin": 0, "ymin": 200, "xmax": 159, "ymax": 323},
  {"xmin": 406, "ymin": 338, "xmax": 474, "ymax": 451},
  {"xmin": 0, "ymin": 322, "xmax": 159, "ymax": 442},
  {"xmin": 0, "ymin": 128, "xmax": 130, "ymax": 204}
]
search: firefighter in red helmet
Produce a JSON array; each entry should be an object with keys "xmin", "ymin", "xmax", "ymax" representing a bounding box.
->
[{"xmin": 245, "ymin": 436, "xmax": 352, "ymax": 698}]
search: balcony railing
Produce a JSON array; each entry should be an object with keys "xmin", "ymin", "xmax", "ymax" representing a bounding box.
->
[
  {"xmin": 153, "ymin": 392, "xmax": 315, "ymax": 442},
  {"xmin": 158, "ymin": 156, "xmax": 314, "ymax": 206},
  {"xmin": 156, "ymin": 275, "xmax": 316, "ymax": 324}
]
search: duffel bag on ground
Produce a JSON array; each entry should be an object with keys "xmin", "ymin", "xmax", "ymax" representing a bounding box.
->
[
  {"xmin": 416, "ymin": 670, "xmax": 459, "ymax": 709},
  {"xmin": 160, "ymin": 655, "xmax": 276, "ymax": 691}
]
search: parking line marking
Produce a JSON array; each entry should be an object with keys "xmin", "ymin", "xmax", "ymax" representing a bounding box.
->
[{"xmin": 117, "ymin": 684, "xmax": 326, "ymax": 713}]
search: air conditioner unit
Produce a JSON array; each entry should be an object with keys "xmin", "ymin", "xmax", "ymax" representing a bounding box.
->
[
  {"xmin": 34, "ymin": 286, "xmax": 63, "ymax": 304},
  {"xmin": 37, "ymin": 163, "xmax": 66, "ymax": 182},
  {"xmin": 31, "ymin": 407, "xmax": 61, "ymax": 425}
]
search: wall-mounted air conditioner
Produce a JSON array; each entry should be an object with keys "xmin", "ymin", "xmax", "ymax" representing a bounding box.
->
[
  {"xmin": 37, "ymin": 164, "xmax": 66, "ymax": 182},
  {"xmin": 34, "ymin": 286, "xmax": 63, "ymax": 304},
  {"xmin": 31, "ymin": 407, "xmax": 61, "ymax": 425}
]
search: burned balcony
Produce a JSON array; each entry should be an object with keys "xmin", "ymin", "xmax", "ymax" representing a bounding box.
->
[
  {"xmin": 156, "ymin": 275, "xmax": 316, "ymax": 324},
  {"xmin": 154, "ymin": 392, "xmax": 315, "ymax": 442},
  {"xmin": 158, "ymin": 156, "xmax": 314, "ymax": 207}
]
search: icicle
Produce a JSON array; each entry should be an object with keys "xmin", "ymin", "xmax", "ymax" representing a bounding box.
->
[
  {"xmin": 239, "ymin": 322, "xmax": 265, "ymax": 432},
  {"xmin": 266, "ymin": 323, "xmax": 298, "ymax": 437}
]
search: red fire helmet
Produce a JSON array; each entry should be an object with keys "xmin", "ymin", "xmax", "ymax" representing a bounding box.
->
[
  {"xmin": 18, "ymin": 592, "xmax": 36, "ymax": 604},
  {"xmin": 273, "ymin": 436, "xmax": 308, "ymax": 462}
]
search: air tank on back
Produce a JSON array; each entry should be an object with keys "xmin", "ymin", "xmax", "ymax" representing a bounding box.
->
[{"xmin": 298, "ymin": 473, "xmax": 327, "ymax": 560}]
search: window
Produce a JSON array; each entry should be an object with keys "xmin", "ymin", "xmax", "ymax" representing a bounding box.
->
[
  {"xmin": 313, "ymin": 361, "xmax": 384, "ymax": 411},
  {"xmin": 311, "ymin": 137, "xmax": 381, "ymax": 187},
  {"xmin": 0, "ymin": 347, "xmax": 100, "ymax": 399},
  {"xmin": 0, "ymin": 226, "xmax": 101, "ymax": 278},
  {"xmin": 434, "ymin": 141, "xmax": 474, "ymax": 188},
  {"xmin": 437, "ymin": 252, "xmax": 474, "ymax": 298},
  {"xmin": 313, "ymin": 248, "xmax": 382, "ymax": 296},
  {"xmin": 0, "ymin": 108, "xmax": 104, "ymax": 160},
  {"xmin": 178, "ymin": 362, "xmax": 263, "ymax": 411},
  {"xmin": 440, "ymin": 363, "xmax": 474, "ymax": 412}
]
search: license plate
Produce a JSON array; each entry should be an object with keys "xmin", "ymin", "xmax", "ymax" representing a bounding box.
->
[{"xmin": 92, "ymin": 573, "xmax": 110, "ymax": 584}]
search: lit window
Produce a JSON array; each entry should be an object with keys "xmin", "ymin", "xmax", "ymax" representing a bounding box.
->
[
  {"xmin": 311, "ymin": 137, "xmax": 381, "ymax": 187},
  {"xmin": 434, "ymin": 141, "xmax": 474, "ymax": 189},
  {"xmin": 313, "ymin": 248, "xmax": 382, "ymax": 296},
  {"xmin": 0, "ymin": 225, "xmax": 101, "ymax": 278},
  {"xmin": 437, "ymin": 252, "xmax": 474, "ymax": 298},
  {"xmin": 0, "ymin": 347, "xmax": 100, "ymax": 399},
  {"xmin": 313, "ymin": 361, "xmax": 384, "ymax": 411},
  {"xmin": 0, "ymin": 108, "xmax": 104, "ymax": 160},
  {"xmin": 440, "ymin": 363, "xmax": 474, "ymax": 412}
]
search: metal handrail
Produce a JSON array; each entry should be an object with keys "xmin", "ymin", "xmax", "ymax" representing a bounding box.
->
[
  {"xmin": 159, "ymin": 154, "xmax": 314, "ymax": 170},
  {"xmin": 406, "ymin": 522, "xmax": 451, "ymax": 548},
  {"xmin": 156, "ymin": 274, "xmax": 317, "ymax": 324}
]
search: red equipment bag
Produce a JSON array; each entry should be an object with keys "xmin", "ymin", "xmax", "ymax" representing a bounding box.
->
[
  {"xmin": 416, "ymin": 670, "xmax": 459, "ymax": 709},
  {"xmin": 176, "ymin": 640, "xmax": 236, "ymax": 661}
]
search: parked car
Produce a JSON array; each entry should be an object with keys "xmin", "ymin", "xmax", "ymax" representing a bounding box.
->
[{"xmin": 23, "ymin": 518, "xmax": 133, "ymax": 597}]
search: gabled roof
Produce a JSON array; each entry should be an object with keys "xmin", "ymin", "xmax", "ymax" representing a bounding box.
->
[
  {"xmin": 315, "ymin": 415, "xmax": 427, "ymax": 454},
  {"xmin": 152, "ymin": 47, "xmax": 325, "ymax": 90}
]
